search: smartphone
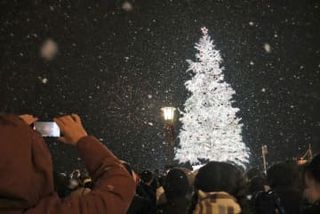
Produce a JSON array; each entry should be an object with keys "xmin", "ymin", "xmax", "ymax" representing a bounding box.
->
[{"xmin": 34, "ymin": 122, "xmax": 60, "ymax": 137}]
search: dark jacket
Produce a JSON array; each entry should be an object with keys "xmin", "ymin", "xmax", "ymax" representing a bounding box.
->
[
  {"xmin": 302, "ymin": 203, "xmax": 320, "ymax": 214},
  {"xmin": 136, "ymin": 182, "xmax": 157, "ymax": 212},
  {"xmin": 254, "ymin": 190, "xmax": 286, "ymax": 214},
  {"xmin": 275, "ymin": 187, "xmax": 302, "ymax": 214},
  {"xmin": 254, "ymin": 187, "xmax": 302, "ymax": 214},
  {"xmin": 0, "ymin": 115, "xmax": 135, "ymax": 213},
  {"xmin": 157, "ymin": 197, "xmax": 189, "ymax": 214},
  {"xmin": 127, "ymin": 194, "xmax": 153, "ymax": 214}
]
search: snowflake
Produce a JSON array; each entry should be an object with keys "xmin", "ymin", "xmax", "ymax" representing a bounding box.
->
[
  {"xmin": 101, "ymin": 79, "xmax": 158, "ymax": 133},
  {"xmin": 40, "ymin": 39, "xmax": 58, "ymax": 61},
  {"xmin": 41, "ymin": 78, "xmax": 48, "ymax": 84},
  {"xmin": 122, "ymin": 1, "xmax": 133, "ymax": 11},
  {"xmin": 264, "ymin": 43, "xmax": 272, "ymax": 53}
]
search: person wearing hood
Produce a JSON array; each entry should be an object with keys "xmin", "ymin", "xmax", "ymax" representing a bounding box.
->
[{"xmin": 0, "ymin": 114, "xmax": 135, "ymax": 214}]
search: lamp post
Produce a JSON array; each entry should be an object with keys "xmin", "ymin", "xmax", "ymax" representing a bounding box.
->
[
  {"xmin": 261, "ymin": 145, "xmax": 268, "ymax": 174},
  {"xmin": 161, "ymin": 107, "xmax": 176, "ymax": 167}
]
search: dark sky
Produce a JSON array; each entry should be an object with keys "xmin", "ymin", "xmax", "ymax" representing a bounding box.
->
[{"xmin": 1, "ymin": 0, "xmax": 319, "ymax": 172}]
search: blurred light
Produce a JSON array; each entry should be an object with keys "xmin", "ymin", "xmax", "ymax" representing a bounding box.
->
[
  {"xmin": 122, "ymin": 1, "xmax": 133, "ymax": 11},
  {"xmin": 161, "ymin": 107, "xmax": 176, "ymax": 121},
  {"xmin": 40, "ymin": 38, "xmax": 58, "ymax": 61},
  {"xmin": 264, "ymin": 43, "xmax": 272, "ymax": 53}
]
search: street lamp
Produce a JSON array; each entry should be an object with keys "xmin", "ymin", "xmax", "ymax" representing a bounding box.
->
[
  {"xmin": 161, "ymin": 107, "xmax": 176, "ymax": 122},
  {"xmin": 161, "ymin": 107, "xmax": 176, "ymax": 167}
]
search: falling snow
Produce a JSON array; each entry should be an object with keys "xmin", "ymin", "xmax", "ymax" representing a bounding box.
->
[
  {"xmin": 122, "ymin": 1, "xmax": 133, "ymax": 12},
  {"xmin": 264, "ymin": 43, "xmax": 272, "ymax": 53},
  {"xmin": 40, "ymin": 39, "xmax": 58, "ymax": 61},
  {"xmin": 41, "ymin": 78, "xmax": 48, "ymax": 84},
  {"xmin": 0, "ymin": 0, "xmax": 319, "ymax": 171}
]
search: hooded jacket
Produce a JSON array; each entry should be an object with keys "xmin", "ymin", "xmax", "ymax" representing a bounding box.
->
[{"xmin": 0, "ymin": 115, "xmax": 135, "ymax": 214}]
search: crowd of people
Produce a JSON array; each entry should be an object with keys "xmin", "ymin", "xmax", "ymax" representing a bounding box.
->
[{"xmin": 0, "ymin": 114, "xmax": 320, "ymax": 214}]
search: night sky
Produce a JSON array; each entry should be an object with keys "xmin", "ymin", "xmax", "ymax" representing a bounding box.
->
[{"xmin": 1, "ymin": 0, "xmax": 319, "ymax": 172}]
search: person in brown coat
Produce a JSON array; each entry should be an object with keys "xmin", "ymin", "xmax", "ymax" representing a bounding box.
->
[{"xmin": 0, "ymin": 114, "xmax": 135, "ymax": 214}]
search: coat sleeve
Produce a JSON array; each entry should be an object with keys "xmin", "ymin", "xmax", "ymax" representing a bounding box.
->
[{"xmin": 26, "ymin": 136, "xmax": 136, "ymax": 214}]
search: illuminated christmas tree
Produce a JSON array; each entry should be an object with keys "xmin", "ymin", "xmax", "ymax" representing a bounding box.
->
[{"xmin": 175, "ymin": 27, "xmax": 250, "ymax": 168}]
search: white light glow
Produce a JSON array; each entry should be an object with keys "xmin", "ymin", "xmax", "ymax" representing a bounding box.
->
[{"xmin": 161, "ymin": 107, "xmax": 176, "ymax": 121}]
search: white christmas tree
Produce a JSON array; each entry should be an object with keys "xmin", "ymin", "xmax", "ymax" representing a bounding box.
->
[{"xmin": 175, "ymin": 27, "xmax": 250, "ymax": 168}]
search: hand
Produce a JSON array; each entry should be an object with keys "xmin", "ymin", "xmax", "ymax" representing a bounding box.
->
[
  {"xmin": 19, "ymin": 114, "xmax": 38, "ymax": 125},
  {"xmin": 54, "ymin": 114, "xmax": 88, "ymax": 145}
]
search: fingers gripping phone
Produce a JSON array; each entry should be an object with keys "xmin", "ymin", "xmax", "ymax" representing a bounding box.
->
[{"xmin": 34, "ymin": 122, "xmax": 60, "ymax": 137}]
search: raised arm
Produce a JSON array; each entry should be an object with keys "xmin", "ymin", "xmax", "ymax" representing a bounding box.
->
[{"xmin": 27, "ymin": 114, "xmax": 135, "ymax": 214}]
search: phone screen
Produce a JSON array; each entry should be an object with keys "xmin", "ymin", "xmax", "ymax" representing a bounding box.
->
[{"xmin": 34, "ymin": 122, "xmax": 60, "ymax": 137}]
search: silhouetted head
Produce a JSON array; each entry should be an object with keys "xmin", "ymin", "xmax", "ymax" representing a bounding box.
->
[
  {"xmin": 164, "ymin": 168, "xmax": 194, "ymax": 200},
  {"xmin": 267, "ymin": 161, "xmax": 300, "ymax": 189},
  {"xmin": 195, "ymin": 161, "xmax": 246, "ymax": 197},
  {"xmin": 304, "ymin": 154, "xmax": 320, "ymax": 183},
  {"xmin": 246, "ymin": 167, "xmax": 263, "ymax": 180},
  {"xmin": 140, "ymin": 170, "xmax": 153, "ymax": 184},
  {"xmin": 189, "ymin": 161, "xmax": 248, "ymax": 213},
  {"xmin": 303, "ymin": 154, "xmax": 320, "ymax": 203}
]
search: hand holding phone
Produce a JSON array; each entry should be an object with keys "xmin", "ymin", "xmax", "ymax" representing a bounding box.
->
[{"xmin": 54, "ymin": 114, "xmax": 88, "ymax": 145}]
